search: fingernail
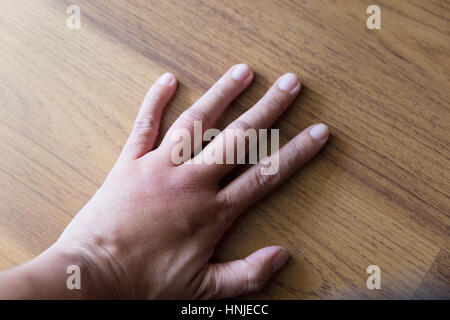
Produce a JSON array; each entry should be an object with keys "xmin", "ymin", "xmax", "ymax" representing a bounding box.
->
[
  {"xmin": 309, "ymin": 123, "xmax": 329, "ymax": 141},
  {"xmin": 159, "ymin": 72, "xmax": 174, "ymax": 85},
  {"xmin": 272, "ymin": 248, "xmax": 290, "ymax": 272},
  {"xmin": 231, "ymin": 64, "xmax": 251, "ymax": 81},
  {"xmin": 277, "ymin": 73, "xmax": 299, "ymax": 92}
]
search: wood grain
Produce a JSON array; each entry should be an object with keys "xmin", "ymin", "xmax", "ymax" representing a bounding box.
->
[{"xmin": 0, "ymin": 0, "xmax": 448, "ymax": 299}]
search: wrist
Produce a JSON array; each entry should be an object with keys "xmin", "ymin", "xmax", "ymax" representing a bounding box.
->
[{"xmin": 48, "ymin": 240, "xmax": 132, "ymax": 299}]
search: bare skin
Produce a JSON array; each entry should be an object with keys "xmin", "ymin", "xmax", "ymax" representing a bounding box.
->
[{"xmin": 0, "ymin": 64, "xmax": 329, "ymax": 299}]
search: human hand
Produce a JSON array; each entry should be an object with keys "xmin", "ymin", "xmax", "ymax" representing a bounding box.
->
[{"xmin": 50, "ymin": 64, "xmax": 329, "ymax": 299}]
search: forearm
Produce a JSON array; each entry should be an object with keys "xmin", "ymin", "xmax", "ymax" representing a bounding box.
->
[{"xmin": 0, "ymin": 247, "xmax": 104, "ymax": 299}]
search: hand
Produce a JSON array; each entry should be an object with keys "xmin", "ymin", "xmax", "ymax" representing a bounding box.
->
[{"xmin": 48, "ymin": 64, "xmax": 329, "ymax": 299}]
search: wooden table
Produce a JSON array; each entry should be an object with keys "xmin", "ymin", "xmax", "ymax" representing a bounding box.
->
[{"xmin": 0, "ymin": 0, "xmax": 448, "ymax": 299}]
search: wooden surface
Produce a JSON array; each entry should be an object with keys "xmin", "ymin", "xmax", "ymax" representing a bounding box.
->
[{"xmin": 0, "ymin": 0, "xmax": 448, "ymax": 299}]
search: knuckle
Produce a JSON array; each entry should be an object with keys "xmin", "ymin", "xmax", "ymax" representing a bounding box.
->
[
  {"xmin": 253, "ymin": 165, "xmax": 281, "ymax": 190},
  {"xmin": 228, "ymin": 119, "xmax": 253, "ymax": 132},
  {"xmin": 144, "ymin": 92, "xmax": 163, "ymax": 106},
  {"xmin": 246, "ymin": 263, "xmax": 265, "ymax": 293},
  {"xmin": 292, "ymin": 138, "xmax": 310, "ymax": 156},
  {"xmin": 132, "ymin": 117, "xmax": 158, "ymax": 142},
  {"xmin": 212, "ymin": 83, "xmax": 230, "ymax": 103},
  {"xmin": 224, "ymin": 120, "xmax": 254, "ymax": 146},
  {"xmin": 204, "ymin": 270, "xmax": 221, "ymax": 298},
  {"xmin": 181, "ymin": 108, "xmax": 208, "ymax": 125},
  {"xmin": 215, "ymin": 191, "xmax": 233, "ymax": 213},
  {"xmin": 193, "ymin": 266, "xmax": 219, "ymax": 299},
  {"xmin": 259, "ymin": 93, "xmax": 285, "ymax": 112},
  {"xmin": 134, "ymin": 115, "xmax": 157, "ymax": 133}
]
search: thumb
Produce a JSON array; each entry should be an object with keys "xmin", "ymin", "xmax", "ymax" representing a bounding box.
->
[{"xmin": 198, "ymin": 246, "xmax": 289, "ymax": 299}]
